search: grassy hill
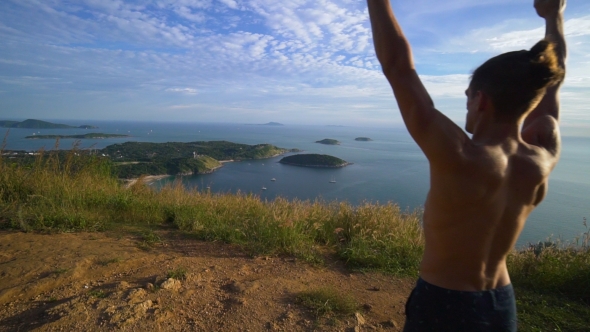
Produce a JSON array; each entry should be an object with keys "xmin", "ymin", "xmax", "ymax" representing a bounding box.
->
[{"xmin": 0, "ymin": 149, "xmax": 588, "ymax": 331}]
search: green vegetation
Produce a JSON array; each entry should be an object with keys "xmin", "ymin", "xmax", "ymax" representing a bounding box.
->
[
  {"xmin": 167, "ymin": 267, "xmax": 188, "ymax": 280},
  {"xmin": 315, "ymin": 139, "xmax": 340, "ymax": 145},
  {"xmin": 279, "ymin": 154, "xmax": 349, "ymax": 168},
  {"xmin": 0, "ymin": 148, "xmax": 588, "ymax": 330},
  {"xmin": 0, "ymin": 119, "xmax": 94, "ymax": 129},
  {"xmin": 355, "ymin": 137, "xmax": 372, "ymax": 141},
  {"xmin": 297, "ymin": 287, "xmax": 359, "ymax": 318},
  {"xmin": 88, "ymin": 290, "xmax": 107, "ymax": 298},
  {"xmin": 26, "ymin": 133, "xmax": 128, "ymax": 139}
]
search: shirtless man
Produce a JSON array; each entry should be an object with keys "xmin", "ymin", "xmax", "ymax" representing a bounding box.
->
[{"xmin": 367, "ymin": 0, "xmax": 566, "ymax": 330}]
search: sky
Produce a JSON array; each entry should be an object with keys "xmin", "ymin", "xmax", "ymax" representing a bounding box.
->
[{"xmin": 1, "ymin": 0, "xmax": 589, "ymax": 132}]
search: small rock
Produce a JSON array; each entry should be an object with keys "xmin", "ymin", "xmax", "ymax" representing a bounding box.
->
[
  {"xmin": 126, "ymin": 288, "xmax": 147, "ymax": 303},
  {"xmin": 355, "ymin": 312, "xmax": 366, "ymax": 326},
  {"xmin": 117, "ymin": 281, "xmax": 130, "ymax": 290},
  {"xmin": 145, "ymin": 283, "xmax": 154, "ymax": 291},
  {"xmin": 363, "ymin": 303, "xmax": 373, "ymax": 311},
  {"xmin": 381, "ymin": 319, "xmax": 398, "ymax": 328},
  {"xmin": 367, "ymin": 286, "xmax": 380, "ymax": 291},
  {"xmin": 161, "ymin": 278, "xmax": 181, "ymax": 291}
]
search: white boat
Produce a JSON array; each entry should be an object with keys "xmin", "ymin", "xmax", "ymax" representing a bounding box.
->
[
  {"xmin": 271, "ymin": 178, "xmax": 276, "ymax": 181},
  {"xmin": 329, "ymin": 177, "xmax": 336, "ymax": 183},
  {"xmin": 262, "ymin": 186, "xmax": 267, "ymax": 190}
]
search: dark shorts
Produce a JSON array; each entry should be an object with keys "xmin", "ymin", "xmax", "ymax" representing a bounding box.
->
[{"xmin": 403, "ymin": 278, "xmax": 517, "ymax": 332}]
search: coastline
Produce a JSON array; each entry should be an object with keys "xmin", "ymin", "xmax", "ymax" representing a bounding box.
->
[
  {"xmin": 124, "ymin": 175, "xmax": 171, "ymax": 188},
  {"xmin": 120, "ymin": 152, "xmax": 286, "ymax": 186}
]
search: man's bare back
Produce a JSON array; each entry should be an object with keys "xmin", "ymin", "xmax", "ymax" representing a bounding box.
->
[
  {"xmin": 421, "ymin": 129, "xmax": 557, "ymax": 290},
  {"xmin": 368, "ymin": 0, "xmax": 566, "ymax": 329}
]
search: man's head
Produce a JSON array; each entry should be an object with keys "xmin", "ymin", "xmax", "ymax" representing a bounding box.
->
[{"xmin": 467, "ymin": 39, "xmax": 564, "ymax": 130}]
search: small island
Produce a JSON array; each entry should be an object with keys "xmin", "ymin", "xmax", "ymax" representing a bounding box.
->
[
  {"xmin": 315, "ymin": 139, "xmax": 340, "ymax": 145},
  {"xmin": 26, "ymin": 133, "xmax": 129, "ymax": 139},
  {"xmin": 279, "ymin": 154, "xmax": 350, "ymax": 168},
  {"xmin": 0, "ymin": 119, "xmax": 99, "ymax": 129},
  {"xmin": 355, "ymin": 137, "xmax": 373, "ymax": 141}
]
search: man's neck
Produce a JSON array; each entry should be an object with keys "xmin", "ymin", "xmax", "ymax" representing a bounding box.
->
[{"xmin": 471, "ymin": 120, "xmax": 521, "ymax": 146}]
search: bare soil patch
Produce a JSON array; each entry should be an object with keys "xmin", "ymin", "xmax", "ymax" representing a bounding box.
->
[{"xmin": 0, "ymin": 229, "xmax": 412, "ymax": 331}]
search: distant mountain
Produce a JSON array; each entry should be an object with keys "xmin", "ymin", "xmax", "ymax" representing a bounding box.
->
[
  {"xmin": 26, "ymin": 133, "xmax": 129, "ymax": 139},
  {"xmin": 0, "ymin": 119, "xmax": 97, "ymax": 129},
  {"xmin": 246, "ymin": 122, "xmax": 284, "ymax": 126}
]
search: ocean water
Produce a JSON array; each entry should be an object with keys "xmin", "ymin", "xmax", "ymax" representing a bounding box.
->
[{"xmin": 3, "ymin": 121, "xmax": 589, "ymax": 247}]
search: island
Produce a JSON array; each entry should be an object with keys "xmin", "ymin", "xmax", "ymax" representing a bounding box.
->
[
  {"xmin": 247, "ymin": 122, "xmax": 284, "ymax": 126},
  {"xmin": 101, "ymin": 141, "xmax": 289, "ymax": 178},
  {"xmin": 355, "ymin": 137, "xmax": 373, "ymax": 141},
  {"xmin": 0, "ymin": 119, "xmax": 98, "ymax": 129},
  {"xmin": 315, "ymin": 139, "xmax": 340, "ymax": 145},
  {"xmin": 26, "ymin": 133, "xmax": 129, "ymax": 139},
  {"xmin": 279, "ymin": 154, "xmax": 350, "ymax": 168}
]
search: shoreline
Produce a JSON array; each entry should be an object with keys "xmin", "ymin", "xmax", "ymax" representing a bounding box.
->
[{"xmin": 124, "ymin": 175, "xmax": 171, "ymax": 188}]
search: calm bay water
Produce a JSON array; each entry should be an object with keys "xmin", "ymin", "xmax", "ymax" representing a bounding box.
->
[{"xmin": 3, "ymin": 121, "xmax": 589, "ymax": 247}]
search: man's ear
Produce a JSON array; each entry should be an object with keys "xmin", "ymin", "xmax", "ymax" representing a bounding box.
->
[{"xmin": 476, "ymin": 91, "xmax": 490, "ymax": 112}]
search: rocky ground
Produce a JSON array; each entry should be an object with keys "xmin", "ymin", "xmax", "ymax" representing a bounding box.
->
[{"xmin": 0, "ymin": 229, "xmax": 413, "ymax": 331}]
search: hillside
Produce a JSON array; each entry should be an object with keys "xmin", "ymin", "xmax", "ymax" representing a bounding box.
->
[{"xmin": 0, "ymin": 150, "xmax": 589, "ymax": 331}]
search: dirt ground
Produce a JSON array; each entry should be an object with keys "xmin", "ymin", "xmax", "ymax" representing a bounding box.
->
[{"xmin": 0, "ymin": 229, "xmax": 413, "ymax": 331}]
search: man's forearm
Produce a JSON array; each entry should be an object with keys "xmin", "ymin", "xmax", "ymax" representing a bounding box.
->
[
  {"xmin": 545, "ymin": 13, "xmax": 566, "ymax": 69},
  {"xmin": 367, "ymin": 0, "xmax": 414, "ymax": 74}
]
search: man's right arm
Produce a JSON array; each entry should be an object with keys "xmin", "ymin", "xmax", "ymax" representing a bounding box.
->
[
  {"xmin": 367, "ymin": 0, "xmax": 467, "ymax": 164},
  {"xmin": 522, "ymin": 0, "xmax": 567, "ymax": 156}
]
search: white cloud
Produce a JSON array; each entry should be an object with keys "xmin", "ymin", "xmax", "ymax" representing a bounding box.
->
[{"xmin": 166, "ymin": 88, "xmax": 199, "ymax": 95}]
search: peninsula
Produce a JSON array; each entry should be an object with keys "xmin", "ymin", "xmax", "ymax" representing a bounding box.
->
[
  {"xmin": 26, "ymin": 133, "xmax": 128, "ymax": 139},
  {"xmin": 0, "ymin": 119, "xmax": 98, "ymax": 129},
  {"xmin": 102, "ymin": 141, "xmax": 289, "ymax": 178},
  {"xmin": 315, "ymin": 139, "xmax": 340, "ymax": 145},
  {"xmin": 355, "ymin": 137, "xmax": 373, "ymax": 141},
  {"xmin": 279, "ymin": 154, "xmax": 350, "ymax": 168}
]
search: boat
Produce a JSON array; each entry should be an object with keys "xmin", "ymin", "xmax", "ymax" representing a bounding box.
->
[
  {"xmin": 329, "ymin": 177, "xmax": 336, "ymax": 183},
  {"xmin": 262, "ymin": 186, "xmax": 267, "ymax": 190},
  {"xmin": 271, "ymin": 178, "xmax": 276, "ymax": 181}
]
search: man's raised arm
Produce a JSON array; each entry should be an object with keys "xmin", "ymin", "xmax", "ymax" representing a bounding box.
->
[
  {"xmin": 367, "ymin": 0, "xmax": 466, "ymax": 162},
  {"xmin": 523, "ymin": 0, "xmax": 567, "ymax": 150}
]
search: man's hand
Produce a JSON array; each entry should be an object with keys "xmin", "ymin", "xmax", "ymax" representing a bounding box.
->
[{"xmin": 534, "ymin": 0, "xmax": 566, "ymax": 19}]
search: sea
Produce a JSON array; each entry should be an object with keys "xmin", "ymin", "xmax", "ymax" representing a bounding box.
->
[{"xmin": 3, "ymin": 121, "xmax": 589, "ymax": 248}]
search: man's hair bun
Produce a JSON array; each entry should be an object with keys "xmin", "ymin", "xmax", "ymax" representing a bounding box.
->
[{"xmin": 528, "ymin": 40, "xmax": 564, "ymax": 90}]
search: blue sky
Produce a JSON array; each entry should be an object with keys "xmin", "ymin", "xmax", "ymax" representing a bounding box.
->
[{"xmin": 1, "ymin": 0, "xmax": 589, "ymax": 132}]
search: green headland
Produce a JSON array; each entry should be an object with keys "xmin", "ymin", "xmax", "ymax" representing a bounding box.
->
[{"xmin": 103, "ymin": 141, "xmax": 288, "ymax": 178}]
